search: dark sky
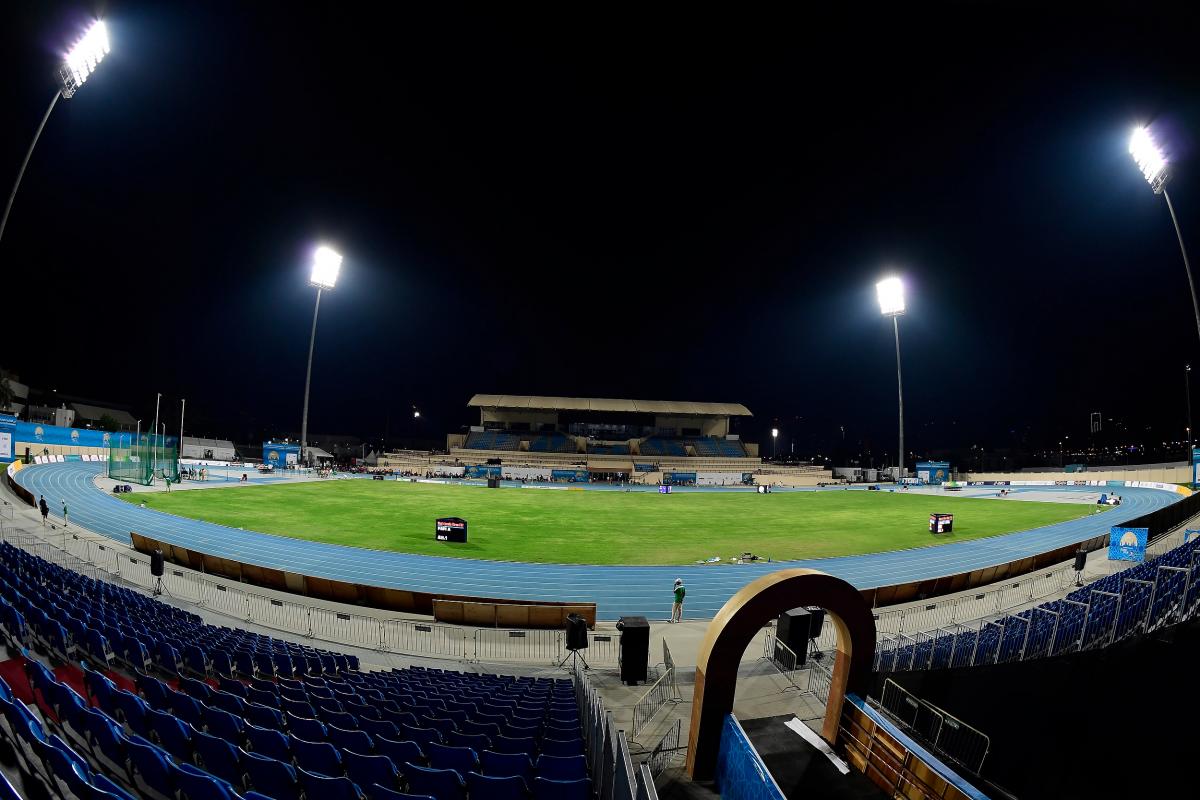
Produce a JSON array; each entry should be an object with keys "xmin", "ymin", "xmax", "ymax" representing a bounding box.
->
[{"xmin": 2, "ymin": 3, "xmax": 1199, "ymax": 460}]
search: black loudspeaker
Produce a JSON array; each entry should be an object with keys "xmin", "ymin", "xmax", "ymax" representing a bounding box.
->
[
  {"xmin": 150, "ymin": 549, "xmax": 165, "ymax": 577},
  {"xmin": 617, "ymin": 615, "xmax": 650, "ymax": 685},
  {"xmin": 565, "ymin": 614, "xmax": 589, "ymax": 651},
  {"xmin": 487, "ymin": 478, "xmax": 500, "ymax": 488},
  {"xmin": 776, "ymin": 608, "xmax": 810, "ymax": 666},
  {"xmin": 807, "ymin": 606, "xmax": 826, "ymax": 639},
  {"xmin": 1074, "ymin": 550, "xmax": 1087, "ymax": 572}
]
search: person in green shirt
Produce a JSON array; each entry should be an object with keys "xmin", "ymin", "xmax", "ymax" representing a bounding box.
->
[
  {"xmin": 61, "ymin": 499, "xmax": 68, "ymax": 529},
  {"xmin": 672, "ymin": 578, "xmax": 686, "ymax": 623}
]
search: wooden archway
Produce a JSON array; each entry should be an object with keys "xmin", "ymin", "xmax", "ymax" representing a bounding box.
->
[{"xmin": 685, "ymin": 568, "xmax": 876, "ymax": 781}]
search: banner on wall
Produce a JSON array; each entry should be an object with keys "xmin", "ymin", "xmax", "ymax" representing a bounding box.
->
[
  {"xmin": 464, "ymin": 464, "xmax": 502, "ymax": 479},
  {"xmin": 916, "ymin": 461, "xmax": 951, "ymax": 485},
  {"xmin": 263, "ymin": 442, "xmax": 300, "ymax": 468},
  {"xmin": 1108, "ymin": 526, "xmax": 1148, "ymax": 562},
  {"xmin": 550, "ymin": 468, "xmax": 588, "ymax": 482},
  {"xmin": 0, "ymin": 415, "xmax": 15, "ymax": 463}
]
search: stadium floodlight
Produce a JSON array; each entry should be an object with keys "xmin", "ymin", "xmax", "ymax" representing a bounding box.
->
[
  {"xmin": 877, "ymin": 275, "xmax": 907, "ymax": 477},
  {"xmin": 876, "ymin": 276, "xmax": 906, "ymax": 317},
  {"xmin": 771, "ymin": 428, "xmax": 778, "ymax": 459},
  {"xmin": 300, "ymin": 245, "xmax": 343, "ymax": 467},
  {"xmin": 310, "ymin": 245, "xmax": 342, "ymax": 290},
  {"xmin": 1127, "ymin": 125, "xmax": 1200, "ymax": 348},
  {"xmin": 1129, "ymin": 126, "xmax": 1168, "ymax": 194},
  {"xmin": 1, "ymin": 19, "xmax": 111, "ymax": 249},
  {"xmin": 59, "ymin": 20, "xmax": 110, "ymax": 99}
]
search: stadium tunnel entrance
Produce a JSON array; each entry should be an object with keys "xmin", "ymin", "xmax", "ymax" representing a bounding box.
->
[{"xmin": 685, "ymin": 568, "xmax": 876, "ymax": 782}]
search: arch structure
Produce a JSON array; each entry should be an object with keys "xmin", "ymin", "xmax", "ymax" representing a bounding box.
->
[{"xmin": 685, "ymin": 568, "xmax": 876, "ymax": 781}]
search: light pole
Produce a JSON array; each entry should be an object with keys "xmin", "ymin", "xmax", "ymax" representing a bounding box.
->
[
  {"xmin": 300, "ymin": 245, "xmax": 342, "ymax": 467},
  {"xmin": 1187, "ymin": 364, "xmax": 1193, "ymax": 456},
  {"xmin": 771, "ymin": 428, "xmax": 778, "ymax": 460},
  {"xmin": 0, "ymin": 20, "xmax": 110, "ymax": 249},
  {"xmin": 1129, "ymin": 126, "xmax": 1200, "ymax": 346},
  {"xmin": 877, "ymin": 276, "xmax": 907, "ymax": 477}
]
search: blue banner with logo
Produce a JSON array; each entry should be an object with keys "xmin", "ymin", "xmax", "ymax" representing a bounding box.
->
[
  {"xmin": 1109, "ymin": 527, "xmax": 1148, "ymax": 562},
  {"xmin": 464, "ymin": 465, "xmax": 501, "ymax": 479},
  {"xmin": 13, "ymin": 422, "xmax": 176, "ymax": 453},
  {"xmin": 664, "ymin": 471, "xmax": 697, "ymax": 485},
  {"xmin": 0, "ymin": 414, "xmax": 15, "ymax": 463},
  {"xmin": 550, "ymin": 469, "xmax": 588, "ymax": 482},
  {"xmin": 916, "ymin": 461, "xmax": 951, "ymax": 484},
  {"xmin": 263, "ymin": 442, "xmax": 300, "ymax": 468}
]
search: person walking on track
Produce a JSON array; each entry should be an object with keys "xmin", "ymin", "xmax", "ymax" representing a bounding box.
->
[
  {"xmin": 671, "ymin": 578, "xmax": 686, "ymax": 623},
  {"xmin": 60, "ymin": 499, "xmax": 68, "ymax": 529}
]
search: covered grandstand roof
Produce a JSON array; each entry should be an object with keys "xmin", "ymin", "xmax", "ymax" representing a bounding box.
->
[{"xmin": 468, "ymin": 394, "xmax": 752, "ymax": 417}]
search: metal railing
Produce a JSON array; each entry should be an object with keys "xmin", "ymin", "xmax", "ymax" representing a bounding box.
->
[
  {"xmin": 762, "ymin": 630, "xmax": 804, "ymax": 689},
  {"xmin": 0, "ymin": 525, "xmax": 619, "ymax": 667},
  {"xmin": 575, "ymin": 659, "xmax": 661, "ymax": 800},
  {"xmin": 631, "ymin": 640, "xmax": 683, "ymax": 739},
  {"xmin": 646, "ymin": 718, "xmax": 683, "ymax": 777},
  {"xmin": 873, "ymin": 679, "xmax": 990, "ymax": 775}
]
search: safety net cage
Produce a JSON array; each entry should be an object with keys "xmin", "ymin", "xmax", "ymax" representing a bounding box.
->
[{"xmin": 107, "ymin": 435, "xmax": 180, "ymax": 486}]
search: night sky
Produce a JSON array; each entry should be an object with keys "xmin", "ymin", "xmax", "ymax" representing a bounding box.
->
[{"xmin": 2, "ymin": 3, "xmax": 1199, "ymax": 462}]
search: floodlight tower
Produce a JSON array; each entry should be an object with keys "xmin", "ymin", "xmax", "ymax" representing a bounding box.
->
[
  {"xmin": 877, "ymin": 276, "xmax": 907, "ymax": 477},
  {"xmin": 771, "ymin": 428, "xmax": 778, "ymax": 460},
  {"xmin": 1129, "ymin": 126, "xmax": 1200, "ymax": 347},
  {"xmin": 0, "ymin": 20, "xmax": 110, "ymax": 248},
  {"xmin": 300, "ymin": 246, "xmax": 342, "ymax": 467}
]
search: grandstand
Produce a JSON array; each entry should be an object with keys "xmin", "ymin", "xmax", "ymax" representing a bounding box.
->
[
  {"xmin": 0, "ymin": 535, "xmax": 658, "ymax": 800},
  {"xmin": 375, "ymin": 394, "xmax": 831, "ymax": 484}
]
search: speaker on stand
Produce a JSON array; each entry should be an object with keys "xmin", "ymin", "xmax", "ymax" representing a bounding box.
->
[
  {"xmin": 557, "ymin": 614, "xmax": 590, "ymax": 670},
  {"xmin": 1073, "ymin": 549, "xmax": 1087, "ymax": 587},
  {"xmin": 151, "ymin": 549, "xmax": 165, "ymax": 596}
]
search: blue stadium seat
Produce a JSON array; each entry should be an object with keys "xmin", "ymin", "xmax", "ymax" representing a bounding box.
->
[
  {"xmin": 537, "ymin": 753, "xmax": 587, "ymax": 781},
  {"xmin": 123, "ymin": 733, "xmax": 174, "ymax": 800},
  {"xmin": 533, "ymin": 776, "xmax": 592, "ymax": 800},
  {"xmin": 170, "ymin": 759, "xmax": 240, "ymax": 800},
  {"xmin": 376, "ymin": 736, "xmax": 425, "ymax": 768},
  {"xmin": 426, "ymin": 741, "xmax": 478, "ymax": 775},
  {"xmin": 466, "ymin": 771, "xmax": 527, "ymax": 800},
  {"xmin": 402, "ymin": 762, "xmax": 466, "ymax": 800},
  {"xmin": 242, "ymin": 749, "xmax": 301, "ymax": 800},
  {"xmin": 288, "ymin": 734, "xmax": 342, "ymax": 778},
  {"xmin": 193, "ymin": 728, "xmax": 244, "ymax": 788},
  {"xmin": 480, "ymin": 750, "xmax": 534, "ymax": 783},
  {"xmin": 297, "ymin": 766, "xmax": 364, "ymax": 800},
  {"xmin": 245, "ymin": 721, "xmax": 290, "ymax": 761},
  {"xmin": 343, "ymin": 750, "xmax": 402, "ymax": 793},
  {"xmin": 329, "ymin": 724, "xmax": 374, "ymax": 754}
]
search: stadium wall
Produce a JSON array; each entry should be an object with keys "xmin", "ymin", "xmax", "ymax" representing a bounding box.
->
[{"xmin": 965, "ymin": 466, "xmax": 1191, "ymax": 483}]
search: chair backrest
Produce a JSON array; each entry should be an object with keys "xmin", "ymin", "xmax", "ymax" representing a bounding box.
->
[
  {"xmin": 170, "ymin": 760, "xmax": 236, "ymax": 800},
  {"xmin": 492, "ymin": 735, "xmax": 536, "ymax": 758},
  {"xmin": 536, "ymin": 753, "xmax": 587, "ymax": 781},
  {"xmin": 376, "ymin": 735, "xmax": 424, "ymax": 768},
  {"xmin": 539, "ymin": 736, "xmax": 585, "ymax": 758},
  {"xmin": 122, "ymin": 734, "xmax": 172, "ymax": 792},
  {"xmin": 241, "ymin": 749, "xmax": 299, "ymax": 800},
  {"xmin": 466, "ymin": 772, "xmax": 528, "ymax": 800},
  {"xmin": 480, "ymin": 749, "xmax": 534, "ymax": 781},
  {"xmin": 366, "ymin": 785, "xmax": 435, "ymax": 800},
  {"xmin": 342, "ymin": 750, "xmax": 399, "ymax": 792},
  {"xmin": 296, "ymin": 766, "xmax": 362, "ymax": 800},
  {"xmin": 287, "ymin": 734, "xmax": 342, "ymax": 777},
  {"xmin": 402, "ymin": 762, "xmax": 464, "ymax": 800},
  {"xmin": 329, "ymin": 724, "xmax": 374, "ymax": 754},
  {"xmin": 286, "ymin": 711, "xmax": 328, "ymax": 742},
  {"xmin": 245, "ymin": 722, "xmax": 290, "ymax": 761},
  {"xmin": 533, "ymin": 776, "xmax": 592, "ymax": 800},
  {"xmin": 426, "ymin": 741, "xmax": 478, "ymax": 774}
]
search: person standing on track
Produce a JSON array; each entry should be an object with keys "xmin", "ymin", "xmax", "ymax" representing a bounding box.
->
[
  {"xmin": 60, "ymin": 499, "xmax": 68, "ymax": 529},
  {"xmin": 671, "ymin": 578, "xmax": 686, "ymax": 623},
  {"xmin": 38, "ymin": 495, "xmax": 48, "ymax": 526}
]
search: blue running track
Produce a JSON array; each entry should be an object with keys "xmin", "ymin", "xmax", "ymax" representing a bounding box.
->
[{"xmin": 15, "ymin": 462, "xmax": 1180, "ymax": 620}]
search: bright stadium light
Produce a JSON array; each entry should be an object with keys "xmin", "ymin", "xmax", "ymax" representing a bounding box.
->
[
  {"xmin": 300, "ymin": 244, "xmax": 344, "ymax": 466},
  {"xmin": 1127, "ymin": 124, "xmax": 1200, "ymax": 347},
  {"xmin": 1, "ymin": 19, "xmax": 112, "ymax": 248},
  {"xmin": 1129, "ymin": 126, "xmax": 1168, "ymax": 194},
  {"xmin": 310, "ymin": 245, "xmax": 342, "ymax": 290},
  {"xmin": 59, "ymin": 20, "xmax": 110, "ymax": 99},
  {"xmin": 878, "ymin": 274, "xmax": 907, "ymax": 477},
  {"xmin": 876, "ymin": 276, "xmax": 906, "ymax": 316}
]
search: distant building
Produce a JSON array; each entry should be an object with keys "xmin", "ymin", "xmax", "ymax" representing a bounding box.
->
[{"xmin": 69, "ymin": 403, "xmax": 138, "ymax": 431}]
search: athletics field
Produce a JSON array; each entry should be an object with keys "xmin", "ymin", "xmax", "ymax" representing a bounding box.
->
[{"xmin": 125, "ymin": 481, "xmax": 1101, "ymax": 565}]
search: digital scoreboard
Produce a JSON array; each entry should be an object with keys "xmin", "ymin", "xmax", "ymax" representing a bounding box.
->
[
  {"xmin": 435, "ymin": 517, "xmax": 468, "ymax": 543},
  {"xmin": 929, "ymin": 513, "xmax": 954, "ymax": 534}
]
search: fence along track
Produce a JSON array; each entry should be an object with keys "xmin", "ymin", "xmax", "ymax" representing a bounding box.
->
[{"xmin": 0, "ymin": 525, "xmax": 619, "ymax": 667}]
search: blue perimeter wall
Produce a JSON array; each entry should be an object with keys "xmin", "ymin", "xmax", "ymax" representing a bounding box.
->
[{"xmin": 715, "ymin": 714, "xmax": 785, "ymax": 800}]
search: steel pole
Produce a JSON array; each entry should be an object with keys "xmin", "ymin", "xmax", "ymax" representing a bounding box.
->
[
  {"xmin": 179, "ymin": 398, "xmax": 186, "ymax": 459},
  {"xmin": 1163, "ymin": 190, "xmax": 1200, "ymax": 348},
  {"xmin": 1187, "ymin": 366, "xmax": 1193, "ymax": 455},
  {"xmin": 0, "ymin": 91, "xmax": 61, "ymax": 250},
  {"xmin": 893, "ymin": 315, "xmax": 905, "ymax": 476},
  {"xmin": 152, "ymin": 394, "xmax": 161, "ymax": 479},
  {"xmin": 300, "ymin": 288, "xmax": 323, "ymax": 468}
]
